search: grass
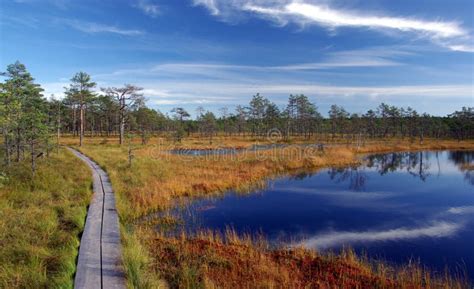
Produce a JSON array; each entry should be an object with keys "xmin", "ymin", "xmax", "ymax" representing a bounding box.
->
[
  {"xmin": 1, "ymin": 135, "xmax": 470, "ymax": 288},
  {"xmin": 76, "ymin": 141, "xmax": 358, "ymax": 220},
  {"xmin": 0, "ymin": 148, "xmax": 92, "ymax": 289},
  {"xmin": 68, "ymin": 135, "xmax": 474, "ymax": 288},
  {"xmin": 74, "ymin": 136, "xmax": 474, "ymax": 220},
  {"xmin": 143, "ymin": 228, "xmax": 468, "ymax": 289}
]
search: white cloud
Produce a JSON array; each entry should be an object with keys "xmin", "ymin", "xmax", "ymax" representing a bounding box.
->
[
  {"xmin": 192, "ymin": 0, "xmax": 471, "ymax": 52},
  {"xmin": 41, "ymin": 44, "xmax": 473, "ymax": 108},
  {"xmin": 263, "ymin": 2, "xmax": 465, "ymax": 38},
  {"xmin": 447, "ymin": 206, "xmax": 474, "ymax": 215},
  {"xmin": 64, "ymin": 54, "xmax": 470, "ymax": 108},
  {"xmin": 1, "ymin": 15, "xmax": 39, "ymax": 29},
  {"xmin": 40, "ymin": 78, "xmax": 473, "ymax": 113},
  {"xmin": 135, "ymin": 0, "xmax": 161, "ymax": 18},
  {"xmin": 447, "ymin": 45, "xmax": 474, "ymax": 53},
  {"xmin": 95, "ymin": 47, "xmax": 406, "ymax": 80},
  {"xmin": 193, "ymin": 0, "xmax": 220, "ymax": 15},
  {"xmin": 41, "ymin": 82, "xmax": 69, "ymax": 98},
  {"xmin": 274, "ymin": 48, "xmax": 405, "ymax": 70},
  {"xmin": 41, "ymin": 43, "xmax": 472, "ymax": 110},
  {"xmin": 298, "ymin": 222, "xmax": 462, "ymax": 250},
  {"xmin": 273, "ymin": 187, "xmax": 393, "ymax": 199},
  {"xmin": 62, "ymin": 19, "xmax": 144, "ymax": 36},
  {"xmin": 96, "ymin": 81, "xmax": 473, "ymax": 105},
  {"xmin": 90, "ymin": 59, "xmax": 473, "ymax": 102}
]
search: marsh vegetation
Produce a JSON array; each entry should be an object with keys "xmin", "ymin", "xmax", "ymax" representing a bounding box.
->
[
  {"xmin": 0, "ymin": 149, "xmax": 91, "ymax": 288},
  {"xmin": 1, "ymin": 62, "xmax": 473, "ymax": 288},
  {"xmin": 74, "ymin": 137, "xmax": 473, "ymax": 289}
]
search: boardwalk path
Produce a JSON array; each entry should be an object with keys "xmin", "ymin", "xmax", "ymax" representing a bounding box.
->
[{"xmin": 68, "ymin": 148, "xmax": 126, "ymax": 289}]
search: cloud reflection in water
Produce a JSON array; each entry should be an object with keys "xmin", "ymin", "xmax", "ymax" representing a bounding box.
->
[{"xmin": 299, "ymin": 221, "xmax": 463, "ymax": 250}]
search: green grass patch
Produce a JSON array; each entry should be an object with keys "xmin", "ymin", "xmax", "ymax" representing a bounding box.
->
[{"xmin": 0, "ymin": 148, "xmax": 92, "ymax": 289}]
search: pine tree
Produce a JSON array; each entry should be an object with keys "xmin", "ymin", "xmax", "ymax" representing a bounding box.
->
[
  {"xmin": 65, "ymin": 72, "xmax": 96, "ymax": 146},
  {"xmin": 1, "ymin": 61, "xmax": 47, "ymax": 175}
]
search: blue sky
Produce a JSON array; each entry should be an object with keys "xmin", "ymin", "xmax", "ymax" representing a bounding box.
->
[{"xmin": 1, "ymin": 0, "xmax": 473, "ymax": 116}]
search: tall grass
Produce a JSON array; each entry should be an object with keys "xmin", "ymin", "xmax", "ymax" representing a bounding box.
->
[
  {"xmin": 0, "ymin": 148, "xmax": 92, "ymax": 288},
  {"xmin": 143, "ymin": 228, "xmax": 469, "ymax": 289}
]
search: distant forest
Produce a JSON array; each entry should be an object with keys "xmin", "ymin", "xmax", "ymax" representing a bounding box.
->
[{"xmin": 1, "ymin": 61, "xmax": 473, "ymax": 171}]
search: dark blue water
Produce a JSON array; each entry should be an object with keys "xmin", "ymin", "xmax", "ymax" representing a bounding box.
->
[
  {"xmin": 169, "ymin": 147, "xmax": 243, "ymax": 156},
  {"xmin": 169, "ymin": 143, "xmax": 322, "ymax": 156},
  {"xmin": 177, "ymin": 151, "xmax": 474, "ymax": 277}
]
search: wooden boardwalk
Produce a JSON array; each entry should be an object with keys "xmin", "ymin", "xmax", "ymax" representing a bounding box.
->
[{"xmin": 68, "ymin": 148, "xmax": 126, "ymax": 289}]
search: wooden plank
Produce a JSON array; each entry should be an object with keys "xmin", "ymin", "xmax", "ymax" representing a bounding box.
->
[
  {"xmin": 101, "ymin": 171, "xmax": 126, "ymax": 288},
  {"xmin": 68, "ymin": 148, "xmax": 126, "ymax": 289}
]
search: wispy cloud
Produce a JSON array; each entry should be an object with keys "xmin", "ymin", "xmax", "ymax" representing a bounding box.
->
[
  {"xmin": 40, "ymin": 46, "xmax": 472, "ymax": 112},
  {"xmin": 193, "ymin": 0, "xmax": 219, "ymax": 15},
  {"xmin": 447, "ymin": 206, "xmax": 474, "ymax": 215},
  {"xmin": 298, "ymin": 222, "xmax": 462, "ymax": 250},
  {"xmin": 96, "ymin": 47, "xmax": 406, "ymax": 79},
  {"xmin": 61, "ymin": 19, "xmax": 144, "ymax": 36},
  {"xmin": 446, "ymin": 44, "xmax": 474, "ymax": 53},
  {"xmin": 77, "ymin": 50, "xmax": 471, "ymax": 108},
  {"xmin": 245, "ymin": 2, "xmax": 465, "ymax": 38},
  {"xmin": 192, "ymin": 0, "xmax": 472, "ymax": 52},
  {"xmin": 134, "ymin": 0, "xmax": 161, "ymax": 18},
  {"xmin": 76, "ymin": 80, "xmax": 472, "ymax": 104},
  {"xmin": 41, "ymin": 81, "xmax": 69, "ymax": 98},
  {"xmin": 275, "ymin": 48, "xmax": 407, "ymax": 70},
  {"xmin": 40, "ymin": 76, "xmax": 472, "ymax": 116},
  {"xmin": 0, "ymin": 15, "xmax": 39, "ymax": 29},
  {"xmin": 273, "ymin": 187, "xmax": 393, "ymax": 199}
]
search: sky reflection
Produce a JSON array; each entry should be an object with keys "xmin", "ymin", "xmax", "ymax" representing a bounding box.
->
[{"xmin": 173, "ymin": 150, "xmax": 474, "ymax": 277}]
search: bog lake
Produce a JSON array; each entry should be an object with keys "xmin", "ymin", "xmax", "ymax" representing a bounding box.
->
[{"xmin": 167, "ymin": 150, "xmax": 474, "ymax": 278}]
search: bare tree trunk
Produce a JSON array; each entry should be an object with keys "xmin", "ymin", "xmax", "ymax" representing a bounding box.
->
[
  {"xmin": 119, "ymin": 98, "xmax": 125, "ymax": 145},
  {"xmin": 91, "ymin": 115, "xmax": 94, "ymax": 137},
  {"xmin": 99, "ymin": 118, "xmax": 103, "ymax": 137},
  {"xmin": 31, "ymin": 141, "xmax": 36, "ymax": 177},
  {"xmin": 120, "ymin": 113, "xmax": 125, "ymax": 145},
  {"xmin": 80, "ymin": 103, "xmax": 84, "ymax": 146},
  {"xmin": 141, "ymin": 127, "xmax": 147, "ymax": 145},
  {"xmin": 3, "ymin": 132, "xmax": 11, "ymax": 166},
  {"xmin": 16, "ymin": 128, "xmax": 21, "ymax": 162},
  {"xmin": 73, "ymin": 105, "xmax": 77, "ymax": 136}
]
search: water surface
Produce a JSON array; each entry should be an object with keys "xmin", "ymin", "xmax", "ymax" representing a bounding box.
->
[
  {"xmin": 175, "ymin": 151, "xmax": 474, "ymax": 277},
  {"xmin": 169, "ymin": 143, "xmax": 321, "ymax": 156}
]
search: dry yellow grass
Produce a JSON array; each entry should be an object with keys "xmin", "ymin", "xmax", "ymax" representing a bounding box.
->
[
  {"xmin": 71, "ymin": 136, "xmax": 474, "ymax": 220},
  {"xmin": 75, "ymin": 143, "xmax": 359, "ymax": 220}
]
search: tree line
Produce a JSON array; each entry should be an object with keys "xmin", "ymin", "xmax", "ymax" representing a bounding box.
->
[
  {"xmin": 1, "ymin": 61, "xmax": 473, "ymax": 173},
  {"xmin": 176, "ymin": 94, "xmax": 473, "ymax": 144}
]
